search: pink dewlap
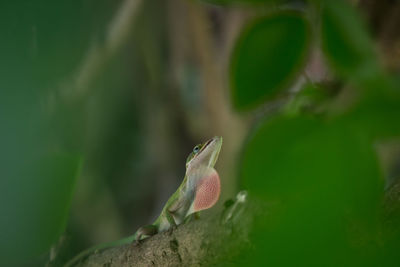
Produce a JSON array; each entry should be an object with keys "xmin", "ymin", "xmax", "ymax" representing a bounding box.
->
[{"xmin": 193, "ymin": 169, "xmax": 221, "ymax": 212}]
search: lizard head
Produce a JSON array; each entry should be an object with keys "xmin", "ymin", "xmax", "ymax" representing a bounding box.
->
[
  {"xmin": 185, "ymin": 136, "xmax": 223, "ymax": 214},
  {"xmin": 185, "ymin": 136, "xmax": 222, "ymax": 173}
]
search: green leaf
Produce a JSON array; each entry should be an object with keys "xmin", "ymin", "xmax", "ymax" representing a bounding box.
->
[
  {"xmin": 240, "ymin": 114, "xmax": 383, "ymax": 265},
  {"xmin": 0, "ymin": 2, "xmax": 88, "ymax": 262},
  {"xmin": 321, "ymin": 0, "xmax": 378, "ymax": 82},
  {"xmin": 0, "ymin": 151, "xmax": 82, "ymax": 265},
  {"xmin": 342, "ymin": 96, "xmax": 400, "ymax": 141},
  {"xmin": 200, "ymin": 0, "xmax": 282, "ymax": 5},
  {"xmin": 230, "ymin": 12, "xmax": 310, "ymax": 111}
]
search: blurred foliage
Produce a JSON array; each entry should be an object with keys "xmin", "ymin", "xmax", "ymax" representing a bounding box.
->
[
  {"xmin": 0, "ymin": 1, "xmax": 91, "ymax": 264},
  {"xmin": 241, "ymin": 115, "xmax": 383, "ymax": 265},
  {"xmin": 201, "ymin": 0, "xmax": 283, "ymax": 6},
  {"xmin": 227, "ymin": 0, "xmax": 400, "ymax": 266},
  {"xmin": 321, "ymin": 0, "xmax": 378, "ymax": 83},
  {"xmin": 2, "ymin": 0, "xmax": 400, "ymax": 266},
  {"xmin": 230, "ymin": 12, "xmax": 310, "ymax": 110}
]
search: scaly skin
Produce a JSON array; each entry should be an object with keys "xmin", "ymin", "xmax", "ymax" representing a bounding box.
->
[{"xmin": 65, "ymin": 136, "xmax": 222, "ymax": 267}]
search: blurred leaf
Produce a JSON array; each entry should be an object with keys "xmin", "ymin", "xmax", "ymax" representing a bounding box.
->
[
  {"xmin": 230, "ymin": 12, "xmax": 310, "ymax": 111},
  {"xmin": 239, "ymin": 114, "xmax": 383, "ymax": 265},
  {"xmin": 200, "ymin": 0, "xmax": 282, "ymax": 5},
  {"xmin": 0, "ymin": 148, "xmax": 82, "ymax": 265},
  {"xmin": 0, "ymin": 1, "xmax": 95, "ymax": 264},
  {"xmin": 321, "ymin": 0, "xmax": 379, "ymax": 83},
  {"xmin": 342, "ymin": 96, "xmax": 400, "ymax": 141},
  {"xmin": 284, "ymin": 81, "xmax": 335, "ymax": 115}
]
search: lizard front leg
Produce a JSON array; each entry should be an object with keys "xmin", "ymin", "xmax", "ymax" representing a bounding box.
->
[
  {"xmin": 134, "ymin": 224, "xmax": 158, "ymax": 244},
  {"xmin": 184, "ymin": 212, "xmax": 200, "ymax": 223},
  {"xmin": 135, "ymin": 201, "xmax": 181, "ymax": 244},
  {"xmin": 165, "ymin": 209, "xmax": 178, "ymax": 231}
]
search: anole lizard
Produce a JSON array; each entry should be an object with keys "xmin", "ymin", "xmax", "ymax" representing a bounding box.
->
[{"xmin": 65, "ymin": 136, "xmax": 222, "ymax": 266}]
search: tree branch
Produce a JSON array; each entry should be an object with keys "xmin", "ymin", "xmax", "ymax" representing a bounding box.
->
[{"xmin": 74, "ymin": 191, "xmax": 253, "ymax": 266}]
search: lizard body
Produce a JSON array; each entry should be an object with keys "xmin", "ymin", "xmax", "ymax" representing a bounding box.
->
[{"xmin": 65, "ymin": 136, "xmax": 222, "ymax": 266}]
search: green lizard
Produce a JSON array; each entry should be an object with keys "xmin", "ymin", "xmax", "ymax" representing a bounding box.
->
[{"xmin": 65, "ymin": 136, "xmax": 222, "ymax": 266}]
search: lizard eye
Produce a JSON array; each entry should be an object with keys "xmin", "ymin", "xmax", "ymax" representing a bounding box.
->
[{"xmin": 193, "ymin": 145, "xmax": 201, "ymax": 154}]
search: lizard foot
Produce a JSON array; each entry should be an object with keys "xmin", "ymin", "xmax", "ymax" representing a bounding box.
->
[{"xmin": 167, "ymin": 225, "xmax": 178, "ymax": 236}]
